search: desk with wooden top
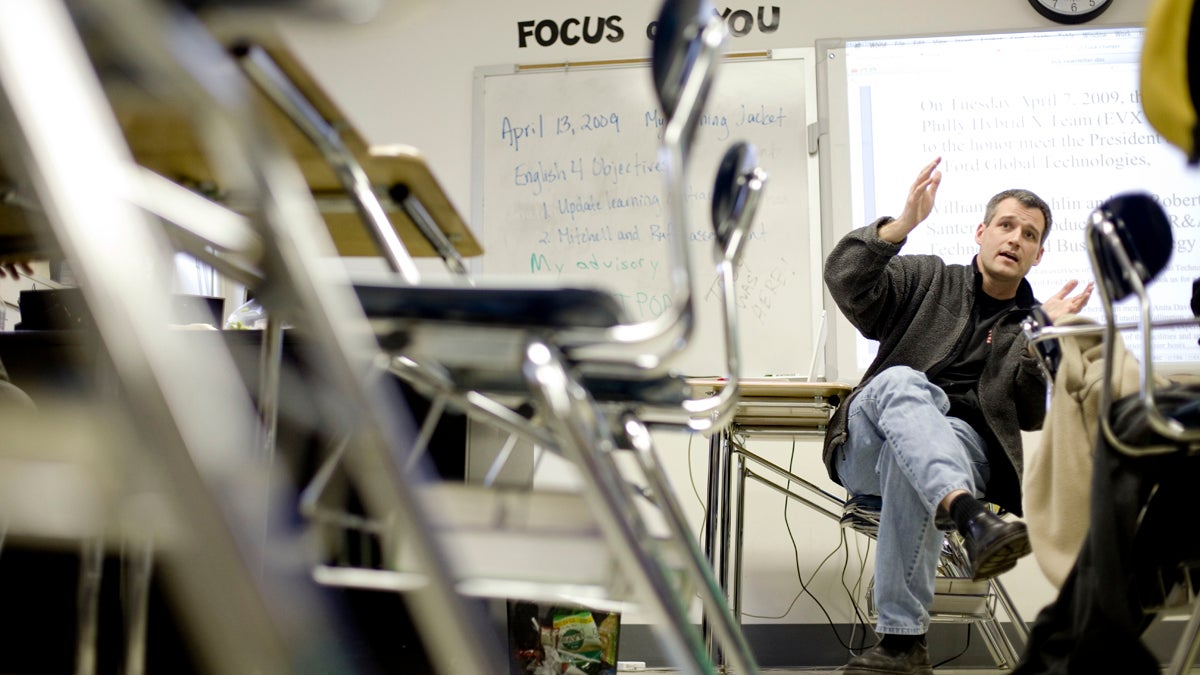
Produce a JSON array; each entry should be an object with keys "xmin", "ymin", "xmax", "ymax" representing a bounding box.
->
[
  {"xmin": 0, "ymin": 40, "xmax": 481, "ymax": 264},
  {"xmin": 688, "ymin": 377, "xmax": 854, "ymax": 663}
]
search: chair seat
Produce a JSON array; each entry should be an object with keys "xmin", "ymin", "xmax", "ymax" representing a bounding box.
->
[
  {"xmin": 354, "ymin": 282, "xmax": 627, "ymax": 330},
  {"xmin": 839, "ymin": 494, "xmax": 882, "ymax": 536},
  {"xmin": 354, "ymin": 282, "xmax": 694, "ymax": 407},
  {"xmin": 583, "ymin": 372, "xmax": 692, "ymax": 406},
  {"xmin": 840, "ymin": 493, "xmax": 956, "ymax": 538},
  {"xmin": 368, "ymin": 483, "xmax": 690, "ymax": 611},
  {"xmin": 433, "ymin": 366, "xmax": 691, "ymax": 407}
]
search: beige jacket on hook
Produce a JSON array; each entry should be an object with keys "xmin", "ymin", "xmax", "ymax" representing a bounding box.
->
[{"xmin": 1022, "ymin": 314, "xmax": 1151, "ymax": 589}]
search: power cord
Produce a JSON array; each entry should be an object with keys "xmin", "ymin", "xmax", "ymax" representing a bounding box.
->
[
  {"xmin": 731, "ymin": 436, "xmax": 880, "ymax": 654},
  {"xmin": 783, "ymin": 437, "xmax": 879, "ymax": 653},
  {"xmin": 838, "ymin": 530, "xmax": 875, "ymax": 654},
  {"xmin": 739, "ymin": 522, "xmax": 842, "ymax": 623},
  {"xmin": 685, "ymin": 432, "xmax": 708, "ymax": 540}
]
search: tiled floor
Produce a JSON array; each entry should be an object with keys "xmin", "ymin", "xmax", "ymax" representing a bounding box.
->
[
  {"xmin": 749, "ymin": 661, "xmax": 1006, "ymax": 673},
  {"xmin": 633, "ymin": 662, "xmax": 1008, "ymax": 667},
  {"xmin": 633, "ymin": 662, "xmax": 1195, "ymax": 667}
]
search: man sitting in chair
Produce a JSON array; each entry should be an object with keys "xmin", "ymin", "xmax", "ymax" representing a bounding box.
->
[{"xmin": 822, "ymin": 157, "xmax": 1092, "ymax": 674}]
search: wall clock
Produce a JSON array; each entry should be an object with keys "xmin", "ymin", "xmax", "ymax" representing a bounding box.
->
[{"xmin": 1028, "ymin": 0, "xmax": 1114, "ymax": 23}]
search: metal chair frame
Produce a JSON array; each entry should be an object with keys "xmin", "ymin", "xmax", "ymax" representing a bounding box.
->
[
  {"xmin": 718, "ymin": 431, "xmax": 1029, "ymax": 669},
  {"xmin": 1022, "ymin": 193, "xmax": 1200, "ymax": 675},
  {"xmin": 0, "ymin": 0, "xmax": 514, "ymax": 672},
  {"xmin": 234, "ymin": 1, "xmax": 765, "ymax": 673}
]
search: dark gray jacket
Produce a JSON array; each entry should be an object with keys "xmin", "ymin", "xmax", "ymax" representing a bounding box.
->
[{"xmin": 822, "ymin": 219, "xmax": 1048, "ymax": 514}]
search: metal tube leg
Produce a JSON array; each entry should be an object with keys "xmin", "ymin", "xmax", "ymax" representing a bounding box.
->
[
  {"xmin": 1166, "ymin": 599, "xmax": 1200, "ymax": 675},
  {"xmin": 972, "ymin": 613, "xmax": 1013, "ymax": 669},
  {"xmin": 715, "ymin": 428, "xmax": 735, "ymax": 668},
  {"xmin": 622, "ymin": 414, "xmax": 760, "ymax": 675},
  {"xmin": 257, "ymin": 316, "xmax": 284, "ymax": 465},
  {"xmin": 987, "ymin": 577, "xmax": 1028, "ymax": 668},
  {"xmin": 733, "ymin": 454, "xmax": 748, "ymax": 622},
  {"xmin": 75, "ymin": 537, "xmax": 104, "ymax": 675},
  {"xmin": 523, "ymin": 341, "xmax": 714, "ymax": 674},
  {"xmin": 122, "ymin": 537, "xmax": 154, "ymax": 675},
  {"xmin": 990, "ymin": 575, "xmax": 1029, "ymax": 643},
  {"xmin": 257, "ymin": 316, "xmax": 284, "ymax": 579},
  {"xmin": 404, "ymin": 393, "xmax": 448, "ymax": 473},
  {"xmin": 703, "ymin": 431, "xmax": 726, "ymax": 574}
]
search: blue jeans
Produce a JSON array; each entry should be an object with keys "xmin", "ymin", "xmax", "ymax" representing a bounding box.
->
[{"xmin": 835, "ymin": 365, "xmax": 990, "ymax": 634}]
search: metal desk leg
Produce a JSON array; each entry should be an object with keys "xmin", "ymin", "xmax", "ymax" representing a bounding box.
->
[
  {"xmin": 623, "ymin": 415, "xmax": 759, "ymax": 675},
  {"xmin": 703, "ymin": 429, "xmax": 729, "ymax": 666},
  {"xmin": 733, "ymin": 453, "xmax": 748, "ymax": 621},
  {"xmin": 718, "ymin": 427, "xmax": 735, "ymax": 614},
  {"xmin": 523, "ymin": 341, "xmax": 714, "ymax": 673}
]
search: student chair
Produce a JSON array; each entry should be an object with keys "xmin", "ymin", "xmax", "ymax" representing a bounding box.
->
[
  {"xmin": 718, "ymin": 440, "xmax": 1030, "ymax": 669},
  {"xmin": 1021, "ymin": 192, "xmax": 1200, "ymax": 675},
  {"xmin": 0, "ymin": 0, "xmax": 512, "ymax": 672},
  {"xmin": 295, "ymin": 0, "xmax": 770, "ymax": 669},
  {"xmin": 166, "ymin": 3, "xmax": 755, "ymax": 671}
]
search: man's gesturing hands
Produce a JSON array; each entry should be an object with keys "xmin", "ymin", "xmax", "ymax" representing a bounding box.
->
[{"xmin": 879, "ymin": 157, "xmax": 943, "ymax": 244}]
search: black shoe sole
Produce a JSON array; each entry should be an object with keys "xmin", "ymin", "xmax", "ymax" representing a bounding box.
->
[{"xmin": 971, "ymin": 527, "xmax": 1032, "ymax": 581}]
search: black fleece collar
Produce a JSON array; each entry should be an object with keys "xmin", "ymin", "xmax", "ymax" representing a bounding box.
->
[{"xmin": 968, "ymin": 255, "xmax": 1038, "ymax": 309}]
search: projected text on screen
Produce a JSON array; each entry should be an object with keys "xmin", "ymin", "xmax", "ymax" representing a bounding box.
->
[{"xmin": 841, "ymin": 28, "xmax": 1198, "ymax": 369}]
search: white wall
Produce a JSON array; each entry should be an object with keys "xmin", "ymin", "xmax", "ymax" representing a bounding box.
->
[
  {"xmin": 272, "ymin": 0, "xmax": 1151, "ymax": 225},
  {"xmin": 267, "ymin": 0, "xmax": 1154, "ymax": 627}
]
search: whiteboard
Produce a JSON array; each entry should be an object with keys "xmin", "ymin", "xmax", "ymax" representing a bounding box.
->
[
  {"xmin": 816, "ymin": 27, "xmax": 1200, "ymax": 382},
  {"xmin": 472, "ymin": 51, "xmax": 821, "ymax": 377}
]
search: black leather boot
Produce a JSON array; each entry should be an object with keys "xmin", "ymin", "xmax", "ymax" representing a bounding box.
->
[
  {"xmin": 843, "ymin": 641, "xmax": 933, "ymax": 674},
  {"xmin": 961, "ymin": 509, "xmax": 1031, "ymax": 580}
]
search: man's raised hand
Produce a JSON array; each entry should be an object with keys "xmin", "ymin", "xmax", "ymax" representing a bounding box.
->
[{"xmin": 879, "ymin": 157, "xmax": 943, "ymax": 244}]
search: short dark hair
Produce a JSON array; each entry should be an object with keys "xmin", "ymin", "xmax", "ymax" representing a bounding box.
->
[{"xmin": 984, "ymin": 189, "xmax": 1052, "ymax": 243}]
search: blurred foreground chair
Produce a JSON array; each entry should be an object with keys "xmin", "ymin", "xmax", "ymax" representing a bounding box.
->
[
  {"xmin": 0, "ymin": 0, "xmax": 509, "ymax": 672},
  {"xmin": 1018, "ymin": 193, "xmax": 1200, "ymax": 675},
  {"xmin": 287, "ymin": 0, "xmax": 773, "ymax": 671}
]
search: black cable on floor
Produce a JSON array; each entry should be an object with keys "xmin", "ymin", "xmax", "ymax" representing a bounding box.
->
[
  {"xmin": 837, "ymin": 529, "xmax": 875, "ymax": 654},
  {"xmin": 931, "ymin": 624, "xmax": 972, "ymax": 668},
  {"xmin": 773, "ymin": 436, "xmax": 879, "ymax": 652}
]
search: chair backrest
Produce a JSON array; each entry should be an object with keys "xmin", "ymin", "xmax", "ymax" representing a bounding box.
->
[
  {"xmin": 652, "ymin": 0, "xmax": 721, "ymax": 155},
  {"xmin": 582, "ymin": 0, "xmax": 727, "ymax": 363},
  {"xmin": 1086, "ymin": 192, "xmax": 1200, "ymax": 448},
  {"xmin": 1088, "ymin": 192, "xmax": 1174, "ymax": 302},
  {"xmin": 711, "ymin": 141, "xmax": 764, "ymax": 269},
  {"xmin": 672, "ymin": 141, "xmax": 767, "ymax": 431}
]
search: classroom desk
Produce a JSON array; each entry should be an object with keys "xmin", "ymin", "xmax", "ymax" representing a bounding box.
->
[
  {"xmin": 688, "ymin": 377, "xmax": 852, "ymax": 662},
  {"xmin": 0, "ymin": 40, "xmax": 482, "ymax": 264}
]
